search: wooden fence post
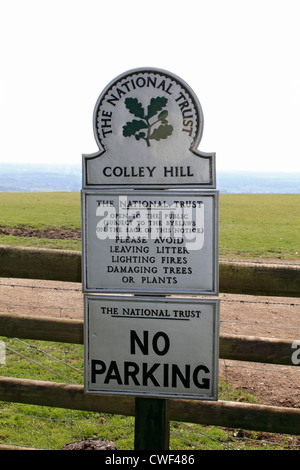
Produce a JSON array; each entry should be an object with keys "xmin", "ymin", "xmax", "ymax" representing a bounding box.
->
[{"xmin": 134, "ymin": 398, "xmax": 170, "ymax": 450}]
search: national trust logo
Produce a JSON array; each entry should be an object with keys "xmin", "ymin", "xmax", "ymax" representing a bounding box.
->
[
  {"xmin": 122, "ymin": 96, "xmax": 173, "ymax": 147},
  {"xmin": 93, "ymin": 68, "xmax": 203, "ymax": 154}
]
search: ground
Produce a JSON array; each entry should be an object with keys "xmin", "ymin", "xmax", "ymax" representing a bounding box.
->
[{"xmin": 0, "ymin": 227, "xmax": 81, "ymax": 240}]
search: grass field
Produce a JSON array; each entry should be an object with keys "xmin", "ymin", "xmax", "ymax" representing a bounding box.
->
[
  {"xmin": 0, "ymin": 192, "xmax": 299, "ymax": 260},
  {"xmin": 0, "ymin": 192, "xmax": 81, "ymax": 228},
  {"xmin": 219, "ymin": 194, "xmax": 299, "ymax": 261}
]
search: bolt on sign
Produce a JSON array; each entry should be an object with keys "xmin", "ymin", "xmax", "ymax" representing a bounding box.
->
[
  {"xmin": 82, "ymin": 67, "xmax": 219, "ymax": 400},
  {"xmin": 84, "ymin": 296, "xmax": 219, "ymax": 400}
]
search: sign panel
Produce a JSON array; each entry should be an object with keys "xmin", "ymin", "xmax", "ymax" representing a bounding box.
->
[
  {"xmin": 82, "ymin": 68, "xmax": 215, "ymax": 189},
  {"xmin": 84, "ymin": 296, "xmax": 219, "ymax": 400},
  {"xmin": 82, "ymin": 190, "xmax": 219, "ymax": 295},
  {"xmin": 82, "ymin": 68, "xmax": 219, "ymax": 403}
]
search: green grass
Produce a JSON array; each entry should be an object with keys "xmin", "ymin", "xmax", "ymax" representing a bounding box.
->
[
  {"xmin": 0, "ymin": 192, "xmax": 81, "ymax": 229},
  {"xmin": 0, "ymin": 234, "xmax": 81, "ymax": 251},
  {"xmin": 0, "ymin": 192, "xmax": 299, "ymax": 260},
  {"xmin": 0, "ymin": 337, "xmax": 289, "ymax": 450},
  {"xmin": 219, "ymin": 194, "xmax": 300, "ymax": 261}
]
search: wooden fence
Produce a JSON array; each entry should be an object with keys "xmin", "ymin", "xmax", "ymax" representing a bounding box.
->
[
  {"xmin": 0, "ymin": 245, "xmax": 299, "ymax": 297},
  {"xmin": 0, "ymin": 245, "xmax": 300, "ymax": 445}
]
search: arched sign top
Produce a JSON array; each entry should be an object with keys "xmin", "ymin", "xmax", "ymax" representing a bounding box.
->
[
  {"xmin": 93, "ymin": 68, "xmax": 204, "ymax": 153},
  {"xmin": 83, "ymin": 68, "xmax": 215, "ymax": 189}
]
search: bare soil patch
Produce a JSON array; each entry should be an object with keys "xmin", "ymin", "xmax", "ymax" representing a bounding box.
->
[{"xmin": 0, "ymin": 226, "xmax": 81, "ymax": 240}]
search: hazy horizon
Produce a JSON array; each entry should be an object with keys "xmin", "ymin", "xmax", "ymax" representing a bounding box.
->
[{"xmin": 1, "ymin": 163, "xmax": 299, "ymax": 194}]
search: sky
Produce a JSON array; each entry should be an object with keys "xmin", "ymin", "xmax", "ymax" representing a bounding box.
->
[{"xmin": 1, "ymin": 0, "xmax": 300, "ymax": 173}]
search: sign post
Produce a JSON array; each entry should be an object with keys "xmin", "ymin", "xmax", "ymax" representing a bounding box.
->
[
  {"xmin": 82, "ymin": 68, "xmax": 219, "ymax": 450},
  {"xmin": 134, "ymin": 397, "xmax": 170, "ymax": 450}
]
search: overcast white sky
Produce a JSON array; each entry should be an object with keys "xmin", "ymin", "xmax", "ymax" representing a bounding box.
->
[{"xmin": 1, "ymin": 0, "xmax": 299, "ymax": 172}]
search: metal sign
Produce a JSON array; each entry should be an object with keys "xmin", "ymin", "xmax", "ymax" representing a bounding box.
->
[
  {"xmin": 84, "ymin": 295, "xmax": 219, "ymax": 400},
  {"xmin": 82, "ymin": 189, "xmax": 219, "ymax": 295},
  {"xmin": 82, "ymin": 68, "xmax": 215, "ymax": 189},
  {"xmin": 82, "ymin": 68, "xmax": 219, "ymax": 404}
]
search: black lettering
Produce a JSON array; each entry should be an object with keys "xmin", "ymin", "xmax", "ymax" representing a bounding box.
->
[
  {"xmin": 172, "ymin": 364, "xmax": 190, "ymax": 388},
  {"xmin": 152, "ymin": 332, "xmax": 170, "ymax": 356},
  {"xmin": 130, "ymin": 330, "xmax": 149, "ymax": 355},
  {"xmin": 136, "ymin": 77, "xmax": 146, "ymax": 87},
  {"xmin": 142, "ymin": 363, "xmax": 160, "ymax": 386},
  {"xmin": 104, "ymin": 360, "xmax": 122, "ymax": 384},
  {"xmin": 116, "ymin": 87, "xmax": 126, "ymax": 98},
  {"xmin": 103, "ymin": 167, "xmax": 112, "ymax": 177},
  {"xmin": 90, "ymin": 359, "xmax": 211, "ymax": 391},
  {"xmin": 130, "ymin": 330, "xmax": 170, "ymax": 356},
  {"xmin": 147, "ymin": 76, "xmax": 157, "ymax": 88},
  {"xmin": 106, "ymin": 93, "xmax": 119, "ymax": 107},
  {"xmin": 193, "ymin": 365, "xmax": 210, "ymax": 389},
  {"xmin": 91, "ymin": 359, "xmax": 106, "ymax": 383},
  {"xmin": 163, "ymin": 363, "xmax": 169, "ymax": 387},
  {"xmin": 124, "ymin": 361, "xmax": 140, "ymax": 385}
]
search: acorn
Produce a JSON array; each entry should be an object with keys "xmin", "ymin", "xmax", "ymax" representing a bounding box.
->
[{"xmin": 158, "ymin": 110, "xmax": 168, "ymax": 120}]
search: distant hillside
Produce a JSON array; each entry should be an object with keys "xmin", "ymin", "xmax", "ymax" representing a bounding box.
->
[
  {"xmin": 0, "ymin": 163, "xmax": 299, "ymax": 193},
  {"xmin": 0, "ymin": 163, "xmax": 81, "ymax": 192},
  {"xmin": 217, "ymin": 171, "xmax": 300, "ymax": 194}
]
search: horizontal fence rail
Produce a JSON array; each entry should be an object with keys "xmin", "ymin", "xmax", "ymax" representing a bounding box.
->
[
  {"xmin": 0, "ymin": 245, "xmax": 299, "ymax": 297},
  {"xmin": 0, "ymin": 313, "xmax": 83, "ymax": 345},
  {"xmin": 0, "ymin": 376, "xmax": 299, "ymax": 436},
  {"xmin": 0, "ymin": 246, "xmax": 82, "ymax": 284},
  {"xmin": 0, "ymin": 312, "xmax": 298, "ymax": 367}
]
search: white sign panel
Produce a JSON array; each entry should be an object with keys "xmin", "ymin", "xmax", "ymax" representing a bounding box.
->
[
  {"xmin": 82, "ymin": 190, "xmax": 219, "ymax": 295},
  {"xmin": 84, "ymin": 296, "xmax": 219, "ymax": 400},
  {"xmin": 82, "ymin": 68, "xmax": 216, "ymax": 189}
]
